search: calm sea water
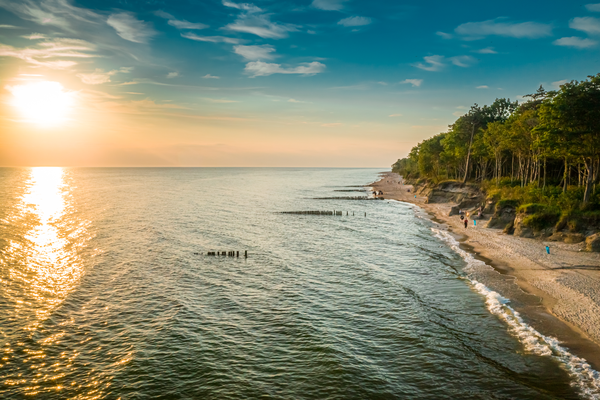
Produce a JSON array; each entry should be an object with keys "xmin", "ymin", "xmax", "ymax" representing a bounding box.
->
[{"xmin": 0, "ymin": 167, "xmax": 597, "ymax": 399}]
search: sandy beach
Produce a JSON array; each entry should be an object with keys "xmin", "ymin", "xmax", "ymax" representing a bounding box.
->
[{"xmin": 371, "ymin": 172, "xmax": 600, "ymax": 369}]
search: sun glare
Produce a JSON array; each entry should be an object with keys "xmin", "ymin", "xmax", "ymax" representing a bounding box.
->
[{"xmin": 7, "ymin": 81, "xmax": 75, "ymax": 126}]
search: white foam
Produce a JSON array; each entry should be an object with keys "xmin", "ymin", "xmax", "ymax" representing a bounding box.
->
[{"xmin": 432, "ymin": 227, "xmax": 600, "ymax": 400}]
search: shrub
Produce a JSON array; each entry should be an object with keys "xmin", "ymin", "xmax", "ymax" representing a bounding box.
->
[
  {"xmin": 522, "ymin": 211, "xmax": 560, "ymax": 231},
  {"xmin": 518, "ymin": 203, "xmax": 548, "ymax": 214},
  {"xmin": 495, "ymin": 199, "xmax": 519, "ymax": 211}
]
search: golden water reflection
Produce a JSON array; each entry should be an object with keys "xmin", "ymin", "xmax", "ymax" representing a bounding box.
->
[{"xmin": 7, "ymin": 167, "xmax": 88, "ymax": 329}]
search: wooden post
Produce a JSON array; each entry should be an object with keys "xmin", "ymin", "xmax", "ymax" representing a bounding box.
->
[
  {"xmin": 244, "ymin": 250, "xmax": 248, "ymax": 258},
  {"xmin": 237, "ymin": 251, "xmax": 239, "ymax": 257}
]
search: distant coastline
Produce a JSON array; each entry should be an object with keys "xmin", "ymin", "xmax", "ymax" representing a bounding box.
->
[{"xmin": 371, "ymin": 171, "xmax": 600, "ymax": 372}]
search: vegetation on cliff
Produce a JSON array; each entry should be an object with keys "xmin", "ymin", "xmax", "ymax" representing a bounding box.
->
[{"xmin": 392, "ymin": 74, "xmax": 600, "ymax": 238}]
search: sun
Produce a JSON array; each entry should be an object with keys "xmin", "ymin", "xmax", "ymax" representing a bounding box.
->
[{"xmin": 7, "ymin": 81, "xmax": 75, "ymax": 126}]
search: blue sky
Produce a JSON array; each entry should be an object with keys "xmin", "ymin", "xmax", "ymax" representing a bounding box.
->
[{"xmin": 0, "ymin": 0, "xmax": 599, "ymax": 166}]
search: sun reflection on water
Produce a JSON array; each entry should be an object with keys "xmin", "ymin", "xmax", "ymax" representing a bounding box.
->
[
  {"xmin": 12, "ymin": 167, "xmax": 87, "ymax": 327},
  {"xmin": 1, "ymin": 167, "xmax": 92, "ymax": 396}
]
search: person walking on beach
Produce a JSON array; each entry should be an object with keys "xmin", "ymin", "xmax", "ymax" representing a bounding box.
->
[{"xmin": 464, "ymin": 217, "xmax": 468, "ymax": 229}]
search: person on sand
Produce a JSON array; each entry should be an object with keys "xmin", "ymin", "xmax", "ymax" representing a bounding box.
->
[{"xmin": 464, "ymin": 218, "xmax": 468, "ymax": 229}]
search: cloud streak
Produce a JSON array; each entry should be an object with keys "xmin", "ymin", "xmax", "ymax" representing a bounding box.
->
[
  {"xmin": 311, "ymin": 0, "xmax": 348, "ymax": 11},
  {"xmin": 553, "ymin": 36, "xmax": 597, "ymax": 48},
  {"xmin": 400, "ymin": 79, "xmax": 422, "ymax": 87},
  {"xmin": 413, "ymin": 55, "xmax": 445, "ymax": 71},
  {"xmin": 155, "ymin": 10, "xmax": 208, "ymax": 30},
  {"xmin": 107, "ymin": 12, "xmax": 157, "ymax": 43},
  {"xmin": 338, "ymin": 16, "xmax": 372, "ymax": 27},
  {"xmin": 77, "ymin": 67, "xmax": 132, "ymax": 84},
  {"xmin": 245, "ymin": 61, "xmax": 326, "ymax": 77},
  {"xmin": 455, "ymin": 18, "xmax": 552, "ymax": 39},
  {"xmin": 225, "ymin": 12, "xmax": 298, "ymax": 39},
  {"xmin": 0, "ymin": 36, "xmax": 96, "ymax": 69},
  {"xmin": 234, "ymin": 44, "xmax": 276, "ymax": 60},
  {"xmin": 0, "ymin": 0, "xmax": 99, "ymax": 31},
  {"xmin": 570, "ymin": 17, "xmax": 600, "ymax": 35},
  {"xmin": 181, "ymin": 32, "xmax": 241, "ymax": 44}
]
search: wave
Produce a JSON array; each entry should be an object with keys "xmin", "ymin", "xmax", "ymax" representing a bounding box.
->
[{"xmin": 432, "ymin": 227, "xmax": 600, "ymax": 400}]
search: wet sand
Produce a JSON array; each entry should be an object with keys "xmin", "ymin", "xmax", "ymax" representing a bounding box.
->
[{"xmin": 370, "ymin": 172, "xmax": 600, "ymax": 369}]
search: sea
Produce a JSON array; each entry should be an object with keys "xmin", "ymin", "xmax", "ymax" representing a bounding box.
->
[{"xmin": 0, "ymin": 167, "xmax": 599, "ymax": 399}]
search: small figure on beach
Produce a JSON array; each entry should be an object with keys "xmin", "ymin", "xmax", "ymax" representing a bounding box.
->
[
  {"xmin": 378, "ymin": 190, "xmax": 383, "ymax": 195},
  {"xmin": 407, "ymin": 189, "xmax": 411, "ymax": 193},
  {"xmin": 464, "ymin": 218, "xmax": 468, "ymax": 229},
  {"xmin": 460, "ymin": 215, "xmax": 464, "ymax": 221}
]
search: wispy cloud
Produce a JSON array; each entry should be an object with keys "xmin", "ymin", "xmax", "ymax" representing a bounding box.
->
[
  {"xmin": 245, "ymin": 61, "xmax": 326, "ymax": 77},
  {"xmin": 413, "ymin": 54, "xmax": 475, "ymax": 71},
  {"xmin": 436, "ymin": 31, "xmax": 452, "ymax": 39},
  {"xmin": 77, "ymin": 67, "xmax": 132, "ymax": 84},
  {"xmin": 553, "ymin": 36, "xmax": 597, "ymax": 48},
  {"xmin": 413, "ymin": 55, "xmax": 445, "ymax": 71},
  {"xmin": 167, "ymin": 72, "xmax": 179, "ymax": 78},
  {"xmin": 107, "ymin": 12, "xmax": 157, "ymax": 43},
  {"xmin": 0, "ymin": 37, "xmax": 96, "ymax": 69},
  {"xmin": 389, "ymin": 113, "xmax": 402, "ymax": 117},
  {"xmin": 338, "ymin": 16, "xmax": 372, "ymax": 27},
  {"xmin": 155, "ymin": 10, "xmax": 208, "ymax": 30},
  {"xmin": 455, "ymin": 18, "xmax": 552, "ymax": 39},
  {"xmin": 311, "ymin": 0, "xmax": 348, "ymax": 11},
  {"xmin": 181, "ymin": 32, "xmax": 241, "ymax": 44},
  {"xmin": 225, "ymin": 11, "xmax": 298, "ymax": 39},
  {"xmin": 552, "ymin": 79, "xmax": 569, "ymax": 88},
  {"xmin": 0, "ymin": 24, "xmax": 20, "ymax": 29},
  {"xmin": 570, "ymin": 17, "xmax": 600, "ymax": 35},
  {"xmin": 0, "ymin": 0, "xmax": 99, "ymax": 31},
  {"xmin": 585, "ymin": 3, "xmax": 600, "ymax": 11},
  {"xmin": 203, "ymin": 74, "xmax": 220, "ymax": 79},
  {"xmin": 449, "ymin": 55, "xmax": 476, "ymax": 67},
  {"xmin": 474, "ymin": 47, "xmax": 497, "ymax": 54},
  {"xmin": 322, "ymin": 122, "xmax": 342, "ymax": 127},
  {"xmin": 234, "ymin": 44, "xmax": 276, "ymax": 60},
  {"xmin": 400, "ymin": 79, "xmax": 422, "ymax": 87},
  {"xmin": 223, "ymin": 1, "xmax": 262, "ymax": 13},
  {"xmin": 476, "ymin": 85, "xmax": 488, "ymax": 89}
]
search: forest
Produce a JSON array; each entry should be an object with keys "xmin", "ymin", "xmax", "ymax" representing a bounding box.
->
[{"xmin": 392, "ymin": 73, "xmax": 600, "ymax": 216}]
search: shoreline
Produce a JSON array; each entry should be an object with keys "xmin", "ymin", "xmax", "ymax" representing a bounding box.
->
[{"xmin": 370, "ymin": 171, "xmax": 600, "ymax": 371}]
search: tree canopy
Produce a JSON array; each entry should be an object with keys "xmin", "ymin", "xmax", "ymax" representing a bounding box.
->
[{"xmin": 392, "ymin": 74, "xmax": 600, "ymax": 205}]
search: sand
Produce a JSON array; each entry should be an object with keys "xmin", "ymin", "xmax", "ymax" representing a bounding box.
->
[{"xmin": 370, "ymin": 172, "xmax": 600, "ymax": 368}]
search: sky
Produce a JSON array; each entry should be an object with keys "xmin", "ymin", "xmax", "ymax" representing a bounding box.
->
[{"xmin": 1, "ymin": 0, "xmax": 600, "ymax": 167}]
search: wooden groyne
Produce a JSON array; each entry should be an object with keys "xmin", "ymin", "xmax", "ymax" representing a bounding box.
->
[
  {"xmin": 205, "ymin": 250, "xmax": 248, "ymax": 257},
  {"xmin": 312, "ymin": 196, "xmax": 383, "ymax": 200},
  {"xmin": 279, "ymin": 211, "xmax": 364, "ymax": 216}
]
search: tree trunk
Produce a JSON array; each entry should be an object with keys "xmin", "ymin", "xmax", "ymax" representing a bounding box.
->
[
  {"xmin": 543, "ymin": 157, "xmax": 546, "ymax": 189},
  {"xmin": 583, "ymin": 158, "xmax": 594, "ymax": 203},
  {"xmin": 462, "ymin": 123, "xmax": 476, "ymax": 184},
  {"xmin": 563, "ymin": 157, "xmax": 568, "ymax": 193}
]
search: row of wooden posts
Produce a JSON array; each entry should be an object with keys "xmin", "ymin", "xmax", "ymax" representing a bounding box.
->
[
  {"xmin": 281, "ymin": 211, "xmax": 367, "ymax": 216},
  {"xmin": 207, "ymin": 250, "xmax": 248, "ymax": 257}
]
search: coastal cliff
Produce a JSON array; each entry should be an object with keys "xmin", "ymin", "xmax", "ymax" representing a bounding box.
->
[{"xmin": 406, "ymin": 178, "xmax": 600, "ymax": 251}]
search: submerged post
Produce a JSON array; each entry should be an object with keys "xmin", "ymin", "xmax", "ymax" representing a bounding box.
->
[{"xmin": 245, "ymin": 250, "xmax": 248, "ymax": 258}]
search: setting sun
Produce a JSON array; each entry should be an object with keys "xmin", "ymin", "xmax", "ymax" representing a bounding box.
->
[{"xmin": 7, "ymin": 81, "xmax": 75, "ymax": 126}]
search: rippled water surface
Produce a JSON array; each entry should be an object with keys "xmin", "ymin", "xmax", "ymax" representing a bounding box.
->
[{"xmin": 0, "ymin": 167, "xmax": 590, "ymax": 399}]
